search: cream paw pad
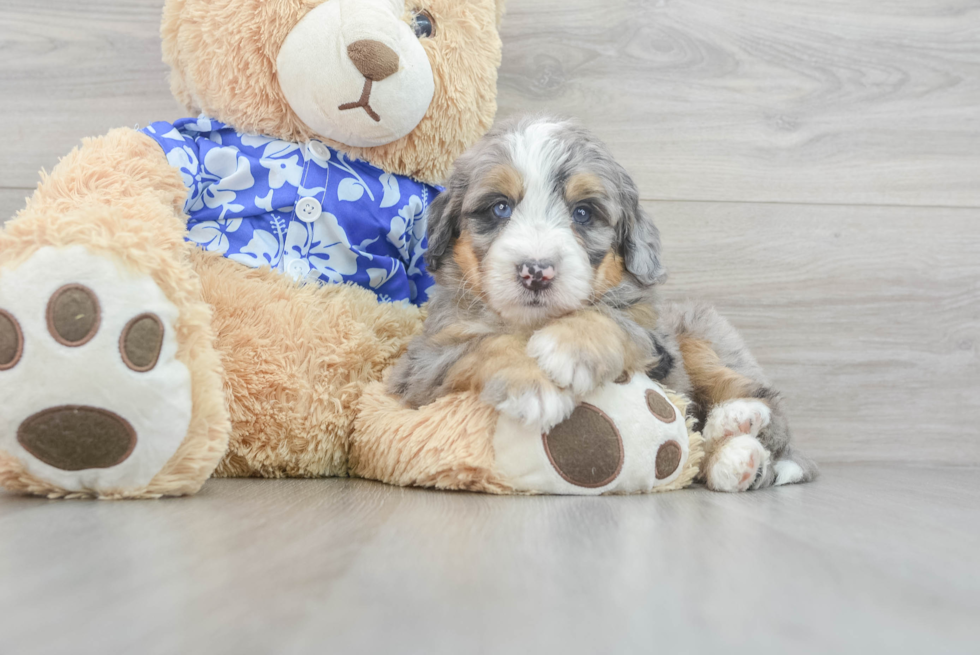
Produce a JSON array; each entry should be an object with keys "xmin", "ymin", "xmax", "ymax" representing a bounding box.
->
[
  {"xmin": 492, "ymin": 373, "xmax": 703, "ymax": 495},
  {"xmin": 0, "ymin": 246, "xmax": 192, "ymax": 494}
]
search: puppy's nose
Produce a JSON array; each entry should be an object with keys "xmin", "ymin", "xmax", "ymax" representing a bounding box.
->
[
  {"xmin": 518, "ymin": 260, "xmax": 556, "ymax": 292},
  {"xmin": 347, "ymin": 40, "xmax": 400, "ymax": 82}
]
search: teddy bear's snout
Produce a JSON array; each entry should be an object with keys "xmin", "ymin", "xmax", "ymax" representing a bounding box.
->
[{"xmin": 347, "ymin": 40, "xmax": 400, "ymax": 82}]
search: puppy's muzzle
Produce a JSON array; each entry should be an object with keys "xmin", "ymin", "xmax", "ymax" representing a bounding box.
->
[{"xmin": 518, "ymin": 260, "xmax": 556, "ymax": 292}]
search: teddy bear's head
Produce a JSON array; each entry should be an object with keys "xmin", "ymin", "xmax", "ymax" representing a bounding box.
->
[{"xmin": 162, "ymin": 0, "xmax": 505, "ymax": 183}]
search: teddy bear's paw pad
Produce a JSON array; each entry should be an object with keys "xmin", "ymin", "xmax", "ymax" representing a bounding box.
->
[
  {"xmin": 493, "ymin": 376, "xmax": 692, "ymax": 495},
  {"xmin": 0, "ymin": 309, "xmax": 24, "ymax": 371},
  {"xmin": 17, "ymin": 406, "xmax": 136, "ymax": 471},
  {"xmin": 706, "ymin": 434, "xmax": 771, "ymax": 492},
  {"xmin": 703, "ymin": 399, "xmax": 771, "ymax": 443},
  {"xmin": 543, "ymin": 404, "xmax": 624, "ymax": 488},
  {"xmin": 0, "ymin": 246, "xmax": 192, "ymax": 493}
]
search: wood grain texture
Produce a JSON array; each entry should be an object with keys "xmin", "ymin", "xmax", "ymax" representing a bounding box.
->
[
  {"xmin": 652, "ymin": 201, "xmax": 980, "ymax": 464},
  {"xmin": 0, "ymin": 0, "xmax": 184, "ymax": 188},
  {"xmin": 498, "ymin": 0, "xmax": 980, "ymax": 206},
  {"xmin": 2, "ymin": 0, "xmax": 978, "ymax": 207},
  {"xmin": 1, "ymin": 1, "xmax": 979, "ymax": 464},
  {"xmin": 0, "ymin": 470, "xmax": 978, "ymax": 655}
]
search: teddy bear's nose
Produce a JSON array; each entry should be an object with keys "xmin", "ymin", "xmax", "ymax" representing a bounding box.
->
[{"xmin": 347, "ymin": 40, "xmax": 400, "ymax": 82}]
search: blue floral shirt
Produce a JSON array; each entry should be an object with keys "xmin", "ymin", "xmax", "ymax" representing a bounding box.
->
[{"xmin": 141, "ymin": 117, "xmax": 438, "ymax": 305}]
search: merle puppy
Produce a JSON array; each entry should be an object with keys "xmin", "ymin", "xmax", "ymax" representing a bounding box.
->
[{"xmin": 389, "ymin": 116, "xmax": 817, "ymax": 492}]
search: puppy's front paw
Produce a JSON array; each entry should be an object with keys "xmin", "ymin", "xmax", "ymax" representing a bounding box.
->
[
  {"xmin": 484, "ymin": 375, "xmax": 575, "ymax": 432},
  {"xmin": 527, "ymin": 329, "xmax": 622, "ymax": 397},
  {"xmin": 705, "ymin": 435, "xmax": 771, "ymax": 492}
]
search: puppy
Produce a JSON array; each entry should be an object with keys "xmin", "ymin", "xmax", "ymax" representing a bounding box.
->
[{"xmin": 389, "ymin": 116, "xmax": 817, "ymax": 492}]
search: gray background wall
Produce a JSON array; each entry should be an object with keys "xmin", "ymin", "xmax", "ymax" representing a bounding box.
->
[{"xmin": 2, "ymin": 0, "xmax": 977, "ymax": 464}]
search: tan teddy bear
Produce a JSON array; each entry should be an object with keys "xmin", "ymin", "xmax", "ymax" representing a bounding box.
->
[{"xmin": 0, "ymin": 0, "xmax": 701, "ymax": 499}]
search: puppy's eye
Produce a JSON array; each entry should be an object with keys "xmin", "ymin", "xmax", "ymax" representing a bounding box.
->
[
  {"xmin": 412, "ymin": 11, "xmax": 436, "ymax": 38},
  {"xmin": 492, "ymin": 201, "xmax": 512, "ymax": 219},
  {"xmin": 572, "ymin": 206, "xmax": 592, "ymax": 224}
]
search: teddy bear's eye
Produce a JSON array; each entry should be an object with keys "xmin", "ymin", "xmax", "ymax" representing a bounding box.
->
[{"xmin": 412, "ymin": 11, "xmax": 436, "ymax": 38}]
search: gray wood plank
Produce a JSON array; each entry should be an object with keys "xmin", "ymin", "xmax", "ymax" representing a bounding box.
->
[
  {"xmin": 0, "ymin": 0, "xmax": 184, "ymax": 188},
  {"xmin": 0, "ymin": 469, "xmax": 977, "ymax": 655},
  {"xmin": 1, "ymin": 0, "xmax": 978, "ymax": 207},
  {"xmin": 654, "ymin": 201, "xmax": 980, "ymax": 464},
  {"xmin": 498, "ymin": 0, "xmax": 980, "ymax": 206}
]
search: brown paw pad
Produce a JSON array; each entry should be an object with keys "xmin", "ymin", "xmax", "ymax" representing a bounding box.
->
[
  {"xmin": 543, "ymin": 403, "xmax": 624, "ymax": 488},
  {"xmin": 655, "ymin": 440, "xmax": 683, "ymax": 480},
  {"xmin": 645, "ymin": 389, "xmax": 676, "ymax": 423},
  {"xmin": 47, "ymin": 284, "xmax": 101, "ymax": 347},
  {"xmin": 120, "ymin": 313, "xmax": 165, "ymax": 372},
  {"xmin": 17, "ymin": 405, "xmax": 137, "ymax": 471},
  {"xmin": 0, "ymin": 309, "xmax": 23, "ymax": 371}
]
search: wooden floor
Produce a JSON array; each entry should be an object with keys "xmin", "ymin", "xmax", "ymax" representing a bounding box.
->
[
  {"xmin": 0, "ymin": 466, "xmax": 978, "ymax": 655},
  {"xmin": 1, "ymin": 0, "xmax": 977, "ymax": 464},
  {"xmin": 1, "ymin": 1, "xmax": 979, "ymax": 652}
]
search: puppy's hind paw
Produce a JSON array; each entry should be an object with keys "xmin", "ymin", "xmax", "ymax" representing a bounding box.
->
[
  {"xmin": 703, "ymin": 399, "xmax": 772, "ymax": 442},
  {"xmin": 705, "ymin": 435, "xmax": 771, "ymax": 492}
]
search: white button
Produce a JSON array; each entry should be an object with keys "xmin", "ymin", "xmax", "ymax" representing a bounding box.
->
[
  {"xmin": 286, "ymin": 258, "xmax": 311, "ymax": 280},
  {"xmin": 295, "ymin": 197, "xmax": 322, "ymax": 223},
  {"xmin": 307, "ymin": 140, "xmax": 331, "ymax": 161}
]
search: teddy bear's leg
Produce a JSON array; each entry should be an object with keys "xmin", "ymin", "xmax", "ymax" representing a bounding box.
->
[{"xmin": 0, "ymin": 128, "xmax": 230, "ymax": 498}]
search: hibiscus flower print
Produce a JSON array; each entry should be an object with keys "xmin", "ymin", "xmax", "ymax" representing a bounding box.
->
[
  {"xmin": 191, "ymin": 146, "xmax": 255, "ymax": 219},
  {"xmin": 186, "ymin": 218, "xmax": 243, "ymax": 254}
]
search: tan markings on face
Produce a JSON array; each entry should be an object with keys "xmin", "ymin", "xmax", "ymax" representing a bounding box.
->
[
  {"xmin": 592, "ymin": 252, "xmax": 625, "ymax": 298},
  {"xmin": 564, "ymin": 172, "xmax": 607, "ymax": 206},
  {"xmin": 453, "ymin": 232, "xmax": 485, "ymax": 296},
  {"xmin": 677, "ymin": 336, "xmax": 765, "ymax": 406},
  {"xmin": 483, "ymin": 164, "xmax": 525, "ymax": 203}
]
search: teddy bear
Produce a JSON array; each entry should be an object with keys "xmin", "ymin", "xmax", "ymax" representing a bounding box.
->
[{"xmin": 0, "ymin": 0, "xmax": 702, "ymax": 499}]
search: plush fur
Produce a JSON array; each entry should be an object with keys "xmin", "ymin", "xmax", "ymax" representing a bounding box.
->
[
  {"xmin": 197, "ymin": 252, "xmax": 422, "ymax": 479},
  {"xmin": 352, "ymin": 379, "xmax": 510, "ymax": 492},
  {"xmin": 0, "ymin": 0, "xmax": 506, "ymax": 497}
]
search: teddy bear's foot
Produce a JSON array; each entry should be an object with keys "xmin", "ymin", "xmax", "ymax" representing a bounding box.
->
[
  {"xmin": 702, "ymin": 399, "xmax": 773, "ymax": 492},
  {"xmin": 0, "ymin": 246, "xmax": 198, "ymax": 496}
]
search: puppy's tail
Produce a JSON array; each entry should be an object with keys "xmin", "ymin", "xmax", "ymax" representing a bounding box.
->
[{"xmin": 771, "ymin": 445, "xmax": 819, "ymax": 487}]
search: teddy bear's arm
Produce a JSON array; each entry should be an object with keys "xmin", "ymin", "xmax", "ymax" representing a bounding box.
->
[{"xmin": 6, "ymin": 128, "xmax": 190, "ymax": 228}]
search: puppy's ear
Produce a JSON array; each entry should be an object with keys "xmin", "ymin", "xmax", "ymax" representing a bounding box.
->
[
  {"xmin": 617, "ymin": 172, "xmax": 667, "ymax": 286},
  {"xmin": 424, "ymin": 182, "xmax": 463, "ymax": 273}
]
